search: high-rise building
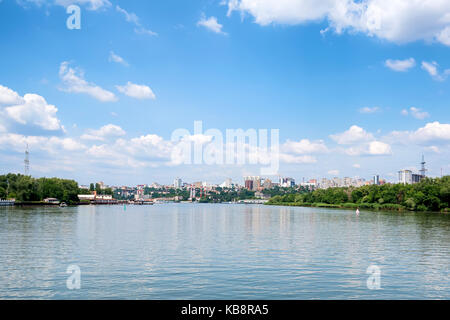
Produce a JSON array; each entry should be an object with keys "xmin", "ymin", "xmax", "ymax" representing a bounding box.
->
[
  {"xmin": 399, "ymin": 170, "xmax": 413, "ymax": 184},
  {"xmin": 244, "ymin": 176, "xmax": 261, "ymax": 191},
  {"xmin": 173, "ymin": 178, "xmax": 182, "ymax": 189},
  {"xmin": 281, "ymin": 177, "xmax": 295, "ymax": 188},
  {"xmin": 373, "ymin": 175, "xmax": 380, "ymax": 185}
]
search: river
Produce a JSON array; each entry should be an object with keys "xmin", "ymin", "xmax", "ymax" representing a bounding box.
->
[{"xmin": 0, "ymin": 204, "xmax": 449, "ymax": 299}]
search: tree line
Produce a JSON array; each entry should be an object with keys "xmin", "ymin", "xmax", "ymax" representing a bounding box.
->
[
  {"xmin": 267, "ymin": 176, "xmax": 450, "ymax": 213},
  {"xmin": 0, "ymin": 174, "xmax": 80, "ymax": 204}
]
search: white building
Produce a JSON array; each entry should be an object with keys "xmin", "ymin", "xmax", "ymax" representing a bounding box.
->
[
  {"xmin": 399, "ymin": 170, "xmax": 413, "ymax": 185},
  {"xmin": 173, "ymin": 178, "xmax": 182, "ymax": 189}
]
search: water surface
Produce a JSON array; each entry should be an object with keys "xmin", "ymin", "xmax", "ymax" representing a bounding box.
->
[{"xmin": 0, "ymin": 204, "xmax": 449, "ymax": 299}]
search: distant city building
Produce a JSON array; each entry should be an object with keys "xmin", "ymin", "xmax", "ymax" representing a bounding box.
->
[
  {"xmin": 220, "ymin": 178, "xmax": 233, "ymax": 188},
  {"xmin": 281, "ymin": 177, "xmax": 295, "ymax": 188},
  {"xmin": 399, "ymin": 156, "xmax": 427, "ymax": 185},
  {"xmin": 244, "ymin": 176, "xmax": 261, "ymax": 191},
  {"xmin": 262, "ymin": 178, "xmax": 273, "ymax": 190},
  {"xmin": 173, "ymin": 178, "xmax": 182, "ymax": 189},
  {"xmin": 373, "ymin": 175, "xmax": 380, "ymax": 186}
]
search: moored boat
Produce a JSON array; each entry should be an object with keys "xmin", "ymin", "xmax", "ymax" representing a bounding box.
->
[{"xmin": 0, "ymin": 199, "xmax": 15, "ymax": 206}]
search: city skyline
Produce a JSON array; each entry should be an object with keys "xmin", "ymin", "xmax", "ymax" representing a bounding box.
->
[{"xmin": 0, "ymin": 0, "xmax": 450, "ymax": 185}]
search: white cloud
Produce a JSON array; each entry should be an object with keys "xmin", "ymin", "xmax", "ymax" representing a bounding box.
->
[
  {"xmin": 0, "ymin": 85, "xmax": 24, "ymax": 105},
  {"xmin": 426, "ymin": 146, "xmax": 441, "ymax": 154},
  {"xmin": 59, "ymin": 62, "xmax": 117, "ymax": 102},
  {"xmin": 87, "ymin": 134, "xmax": 173, "ymax": 168},
  {"xmin": 437, "ymin": 26, "xmax": 450, "ymax": 46},
  {"xmin": 330, "ymin": 125, "xmax": 374, "ymax": 145},
  {"xmin": 421, "ymin": 61, "xmax": 450, "ymax": 81},
  {"xmin": 0, "ymin": 133, "xmax": 86, "ymax": 154},
  {"xmin": 282, "ymin": 139, "xmax": 328, "ymax": 154},
  {"xmin": 4, "ymin": 94, "xmax": 63, "ymax": 131},
  {"xmin": 385, "ymin": 58, "xmax": 416, "ymax": 72},
  {"xmin": 344, "ymin": 141, "xmax": 392, "ymax": 156},
  {"xmin": 197, "ymin": 15, "xmax": 227, "ymax": 35},
  {"xmin": 115, "ymin": 5, "xmax": 158, "ymax": 36},
  {"xmin": 387, "ymin": 122, "xmax": 450, "ymax": 146},
  {"xmin": 81, "ymin": 124, "xmax": 126, "ymax": 141},
  {"xmin": 353, "ymin": 163, "xmax": 361, "ymax": 168},
  {"xmin": 226, "ymin": 0, "xmax": 450, "ymax": 46},
  {"xmin": 422, "ymin": 61, "xmax": 439, "ymax": 77},
  {"xmin": 401, "ymin": 107, "xmax": 430, "ymax": 120},
  {"xmin": 279, "ymin": 154, "xmax": 317, "ymax": 164},
  {"xmin": 411, "ymin": 122, "xmax": 450, "ymax": 144},
  {"xmin": 116, "ymin": 82, "xmax": 156, "ymax": 100},
  {"xmin": 0, "ymin": 85, "xmax": 63, "ymax": 132},
  {"xmin": 368, "ymin": 141, "xmax": 392, "ymax": 155},
  {"xmin": 328, "ymin": 169, "xmax": 340, "ymax": 176},
  {"xmin": 109, "ymin": 51, "xmax": 129, "ymax": 66},
  {"xmin": 359, "ymin": 106, "xmax": 380, "ymax": 114},
  {"xmin": 134, "ymin": 27, "xmax": 158, "ymax": 36},
  {"xmin": 116, "ymin": 5, "xmax": 139, "ymax": 25},
  {"xmin": 54, "ymin": 0, "xmax": 111, "ymax": 10}
]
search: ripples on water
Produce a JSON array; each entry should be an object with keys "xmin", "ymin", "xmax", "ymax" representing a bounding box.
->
[{"xmin": 0, "ymin": 204, "xmax": 449, "ymax": 299}]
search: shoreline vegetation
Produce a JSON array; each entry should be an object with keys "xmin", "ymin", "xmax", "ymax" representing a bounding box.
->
[
  {"xmin": 1, "ymin": 173, "xmax": 449, "ymax": 213},
  {"xmin": 266, "ymin": 176, "xmax": 450, "ymax": 214}
]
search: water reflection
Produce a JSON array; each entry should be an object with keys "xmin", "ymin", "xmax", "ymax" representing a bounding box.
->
[{"xmin": 0, "ymin": 204, "xmax": 449, "ymax": 299}]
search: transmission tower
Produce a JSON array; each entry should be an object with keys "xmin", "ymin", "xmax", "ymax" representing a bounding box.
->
[
  {"xmin": 419, "ymin": 154, "xmax": 427, "ymax": 177},
  {"xmin": 24, "ymin": 144, "xmax": 30, "ymax": 176}
]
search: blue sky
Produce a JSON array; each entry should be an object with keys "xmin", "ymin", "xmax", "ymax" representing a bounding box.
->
[{"xmin": 0, "ymin": 0, "xmax": 449, "ymax": 186}]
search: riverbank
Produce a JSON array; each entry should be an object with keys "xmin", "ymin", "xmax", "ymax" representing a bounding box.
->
[{"xmin": 265, "ymin": 202, "xmax": 449, "ymax": 213}]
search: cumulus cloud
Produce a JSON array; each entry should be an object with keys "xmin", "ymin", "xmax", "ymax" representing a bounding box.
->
[
  {"xmin": 109, "ymin": 51, "xmax": 129, "ymax": 66},
  {"xmin": 0, "ymin": 85, "xmax": 24, "ymax": 105},
  {"xmin": 385, "ymin": 58, "xmax": 416, "ymax": 72},
  {"xmin": 401, "ymin": 107, "xmax": 430, "ymax": 120},
  {"xmin": 0, "ymin": 133, "xmax": 86, "ymax": 154},
  {"xmin": 197, "ymin": 15, "xmax": 227, "ymax": 35},
  {"xmin": 387, "ymin": 122, "xmax": 450, "ymax": 146},
  {"xmin": 87, "ymin": 134, "xmax": 173, "ymax": 168},
  {"xmin": 81, "ymin": 124, "xmax": 126, "ymax": 141},
  {"xmin": 226, "ymin": 0, "xmax": 450, "ymax": 46},
  {"xmin": 282, "ymin": 139, "xmax": 328, "ymax": 154},
  {"xmin": 116, "ymin": 82, "xmax": 156, "ymax": 100},
  {"xmin": 279, "ymin": 154, "xmax": 317, "ymax": 164},
  {"xmin": 4, "ymin": 94, "xmax": 63, "ymax": 131},
  {"xmin": 345, "ymin": 141, "xmax": 392, "ymax": 156},
  {"xmin": 330, "ymin": 125, "xmax": 374, "ymax": 145},
  {"xmin": 0, "ymin": 85, "xmax": 63, "ymax": 132},
  {"xmin": 59, "ymin": 62, "xmax": 117, "ymax": 102}
]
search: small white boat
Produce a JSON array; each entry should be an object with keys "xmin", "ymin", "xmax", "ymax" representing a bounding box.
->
[
  {"xmin": 356, "ymin": 209, "xmax": 360, "ymax": 216},
  {"xmin": 0, "ymin": 199, "xmax": 15, "ymax": 206},
  {"xmin": 60, "ymin": 202, "xmax": 68, "ymax": 207}
]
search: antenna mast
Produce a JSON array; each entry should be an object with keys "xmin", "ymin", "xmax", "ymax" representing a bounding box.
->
[
  {"xmin": 419, "ymin": 154, "xmax": 427, "ymax": 177},
  {"xmin": 24, "ymin": 143, "xmax": 30, "ymax": 176}
]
